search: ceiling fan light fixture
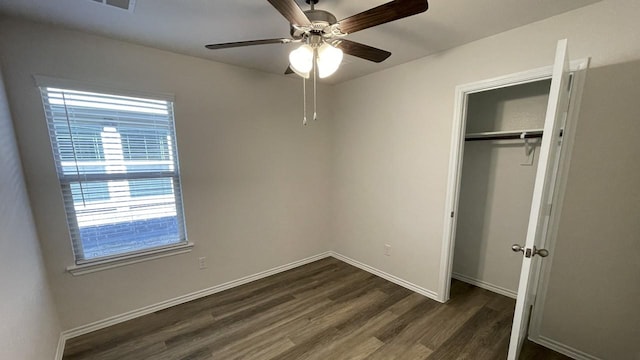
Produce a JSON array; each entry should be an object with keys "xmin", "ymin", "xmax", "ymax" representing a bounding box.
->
[
  {"xmin": 316, "ymin": 43, "xmax": 343, "ymax": 78},
  {"xmin": 204, "ymin": 0, "xmax": 430, "ymax": 125},
  {"xmin": 289, "ymin": 44, "xmax": 314, "ymax": 78}
]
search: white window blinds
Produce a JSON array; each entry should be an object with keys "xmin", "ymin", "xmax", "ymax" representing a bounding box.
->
[{"xmin": 40, "ymin": 87, "xmax": 187, "ymax": 263}]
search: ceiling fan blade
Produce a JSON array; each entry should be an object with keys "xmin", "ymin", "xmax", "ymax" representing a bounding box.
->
[
  {"xmin": 338, "ymin": 0, "xmax": 428, "ymax": 34},
  {"xmin": 285, "ymin": 66, "xmax": 294, "ymax": 75},
  {"xmin": 336, "ymin": 40, "xmax": 391, "ymax": 63},
  {"xmin": 205, "ymin": 38, "xmax": 293, "ymax": 50},
  {"xmin": 267, "ymin": 0, "xmax": 311, "ymax": 26}
]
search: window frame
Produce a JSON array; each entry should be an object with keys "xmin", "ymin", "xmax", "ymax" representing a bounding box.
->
[{"xmin": 35, "ymin": 76, "xmax": 192, "ymax": 275}]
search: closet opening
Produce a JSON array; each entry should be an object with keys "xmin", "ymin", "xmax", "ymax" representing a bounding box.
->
[
  {"xmin": 451, "ymin": 79, "xmax": 552, "ymax": 300},
  {"xmin": 446, "ymin": 75, "xmax": 564, "ymax": 357},
  {"xmin": 439, "ymin": 40, "xmax": 589, "ymax": 359}
]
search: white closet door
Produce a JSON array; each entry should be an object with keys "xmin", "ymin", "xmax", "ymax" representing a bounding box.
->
[{"xmin": 507, "ymin": 39, "xmax": 571, "ymax": 360}]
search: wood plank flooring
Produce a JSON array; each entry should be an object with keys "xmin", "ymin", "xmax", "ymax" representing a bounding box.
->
[{"xmin": 63, "ymin": 257, "xmax": 570, "ymax": 360}]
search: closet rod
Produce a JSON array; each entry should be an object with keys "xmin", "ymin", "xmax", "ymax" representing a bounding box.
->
[{"xmin": 465, "ymin": 129, "xmax": 544, "ymax": 142}]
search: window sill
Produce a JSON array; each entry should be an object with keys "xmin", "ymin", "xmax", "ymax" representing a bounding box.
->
[{"xmin": 66, "ymin": 242, "xmax": 194, "ymax": 276}]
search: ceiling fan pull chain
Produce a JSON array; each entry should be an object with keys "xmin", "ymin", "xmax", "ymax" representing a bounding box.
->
[
  {"xmin": 313, "ymin": 49, "xmax": 318, "ymax": 121},
  {"xmin": 303, "ymin": 76, "xmax": 307, "ymax": 126}
]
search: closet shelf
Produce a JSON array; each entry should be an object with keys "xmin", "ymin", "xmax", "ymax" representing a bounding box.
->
[{"xmin": 465, "ymin": 129, "xmax": 544, "ymax": 142}]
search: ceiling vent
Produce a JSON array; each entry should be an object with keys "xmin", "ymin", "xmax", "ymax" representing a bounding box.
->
[{"xmin": 91, "ymin": 0, "xmax": 136, "ymax": 12}]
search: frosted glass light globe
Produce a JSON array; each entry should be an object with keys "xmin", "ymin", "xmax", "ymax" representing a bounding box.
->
[
  {"xmin": 289, "ymin": 44, "xmax": 313, "ymax": 78},
  {"xmin": 317, "ymin": 43, "xmax": 343, "ymax": 78}
]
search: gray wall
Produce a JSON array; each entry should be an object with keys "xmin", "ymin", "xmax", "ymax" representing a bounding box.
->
[
  {"xmin": 0, "ymin": 70, "xmax": 62, "ymax": 358},
  {"xmin": 0, "ymin": 16, "xmax": 332, "ymax": 330},
  {"xmin": 331, "ymin": 0, "xmax": 639, "ymax": 294},
  {"xmin": 331, "ymin": 0, "xmax": 640, "ymax": 358},
  {"xmin": 453, "ymin": 81, "xmax": 549, "ymax": 295},
  {"xmin": 1, "ymin": 0, "xmax": 639, "ymax": 359},
  {"xmin": 538, "ymin": 60, "xmax": 640, "ymax": 360}
]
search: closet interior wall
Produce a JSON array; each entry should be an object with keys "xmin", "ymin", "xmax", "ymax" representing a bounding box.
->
[{"xmin": 453, "ymin": 79, "xmax": 551, "ymax": 297}]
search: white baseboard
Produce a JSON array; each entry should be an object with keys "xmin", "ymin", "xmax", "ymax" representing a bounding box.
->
[
  {"xmin": 52, "ymin": 250, "xmax": 602, "ymax": 360},
  {"xmin": 452, "ymin": 272, "xmax": 518, "ymax": 299},
  {"xmin": 329, "ymin": 251, "xmax": 441, "ymax": 302},
  {"xmin": 55, "ymin": 250, "xmax": 444, "ymax": 358},
  {"xmin": 450, "ymin": 273, "xmax": 605, "ymax": 360},
  {"xmin": 58, "ymin": 251, "xmax": 332, "ymax": 348},
  {"xmin": 58, "ymin": 250, "xmax": 442, "ymax": 346},
  {"xmin": 531, "ymin": 335, "xmax": 603, "ymax": 360}
]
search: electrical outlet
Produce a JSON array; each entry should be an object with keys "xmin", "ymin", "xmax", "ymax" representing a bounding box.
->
[
  {"xmin": 384, "ymin": 244, "xmax": 391, "ymax": 256},
  {"xmin": 198, "ymin": 257, "xmax": 207, "ymax": 269}
]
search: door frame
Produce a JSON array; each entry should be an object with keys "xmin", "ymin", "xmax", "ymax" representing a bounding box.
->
[{"xmin": 437, "ymin": 59, "xmax": 589, "ymax": 312}]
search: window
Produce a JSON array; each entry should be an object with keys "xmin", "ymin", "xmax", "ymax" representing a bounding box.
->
[{"xmin": 40, "ymin": 86, "xmax": 188, "ymax": 264}]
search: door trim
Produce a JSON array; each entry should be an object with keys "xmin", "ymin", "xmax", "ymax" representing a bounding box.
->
[{"xmin": 438, "ymin": 58, "xmax": 590, "ymax": 304}]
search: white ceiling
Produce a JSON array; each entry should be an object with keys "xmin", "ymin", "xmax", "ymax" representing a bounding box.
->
[{"xmin": 0, "ymin": 0, "xmax": 600, "ymax": 84}]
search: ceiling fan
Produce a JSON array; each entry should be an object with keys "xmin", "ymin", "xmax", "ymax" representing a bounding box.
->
[{"xmin": 204, "ymin": 0, "xmax": 430, "ymax": 79}]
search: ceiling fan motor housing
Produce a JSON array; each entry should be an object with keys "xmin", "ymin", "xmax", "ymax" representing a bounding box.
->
[
  {"xmin": 205, "ymin": 0, "xmax": 429, "ymax": 68},
  {"xmin": 290, "ymin": 9, "xmax": 338, "ymax": 39}
]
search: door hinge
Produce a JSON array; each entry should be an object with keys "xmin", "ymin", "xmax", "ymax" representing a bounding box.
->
[{"xmin": 450, "ymin": 211, "xmax": 455, "ymax": 218}]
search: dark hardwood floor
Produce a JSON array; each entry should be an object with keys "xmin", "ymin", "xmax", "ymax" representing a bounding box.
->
[{"xmin": 63, "ymin": 257, "xmax": 570, "ymax": 360}]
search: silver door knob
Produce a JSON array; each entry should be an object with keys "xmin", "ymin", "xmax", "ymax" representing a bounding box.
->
[
  {"xmin": 512, "ymin": 244, "xmax": 549, "ymax": 258},
  {"xmin": 533, "ymin": 246, "xmax": 549, "ymax": 257}
]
